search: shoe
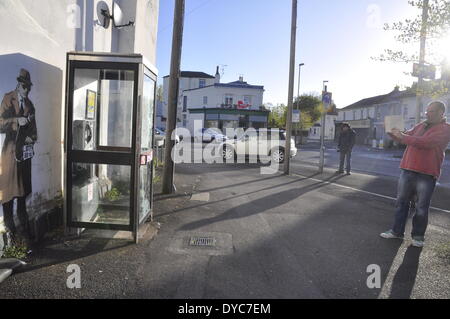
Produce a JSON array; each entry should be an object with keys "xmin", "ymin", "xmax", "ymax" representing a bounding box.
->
[
  {"xmin": 380, "ymin": 230, "xmax": 404, "ymax": 240},
  {"xmin": 335, "ymin": 170, "xmax": 344, "ymax": 174},
  {"xmin": 411, "ymin": 239, "xmax": 424, "ymax": 248},
  {"xmin": 345, "ymin": 172, "xmax": 351, "ymax": 175}
]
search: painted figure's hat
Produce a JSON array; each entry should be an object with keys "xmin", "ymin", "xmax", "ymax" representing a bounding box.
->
[{"xmin": 17, "ymin": 69, "xmax": 33, "ymax": 86}]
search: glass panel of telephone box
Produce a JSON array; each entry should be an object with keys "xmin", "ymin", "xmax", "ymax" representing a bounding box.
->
[{"xmin": 71, "ymin": 67, "xmax": 135, "ymax": 226}]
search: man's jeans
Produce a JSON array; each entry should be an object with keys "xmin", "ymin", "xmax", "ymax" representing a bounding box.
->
[
  {"xmin": 339, "ymin": 150, "xmax": 352, "ymax": 173},
  {"xmin": 392, "ymin": 169, "xmax": 436, "ymax": 241}
]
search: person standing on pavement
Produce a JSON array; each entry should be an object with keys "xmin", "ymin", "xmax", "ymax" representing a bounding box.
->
[
  {"xmin": 381, "ymin": 101, "xmax": 450, "ymax": 248},
  {"xmin": 336, "ymin": 123, "xmax": 356, "ymax": 175}
]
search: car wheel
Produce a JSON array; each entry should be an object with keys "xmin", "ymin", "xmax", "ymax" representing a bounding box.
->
[
  {"xmin": 271, "ymin": 148, "xmax": 285, "ymax": 164},
  {"xmin": 222, "ymin": 146, "xmax": 236, "ymax": 161}
]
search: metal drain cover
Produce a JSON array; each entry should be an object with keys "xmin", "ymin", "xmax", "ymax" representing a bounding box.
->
[{"xmin": 189, "ymin": 236, "xmax": 216, "ymax": 247}]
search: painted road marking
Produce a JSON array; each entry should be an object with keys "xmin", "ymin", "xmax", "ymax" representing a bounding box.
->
[
  {"xmin": 292, "ymin": 173, "xmax": 450, "ymax": 214},
  {"xmin": 190, "ymin": 192, "xmax": 210, "ymax": 202}
]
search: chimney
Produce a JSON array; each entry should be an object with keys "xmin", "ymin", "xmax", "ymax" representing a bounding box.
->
[
  {"xmin": 239, "ymin": 75, "xmax": 244, "ymax": 82},
  {"xmin": 215, "ymin": 66, "xmax": 220, "ymax": 83}
]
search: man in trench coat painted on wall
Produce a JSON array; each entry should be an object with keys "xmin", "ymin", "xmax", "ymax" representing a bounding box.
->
[{"xmin": 0, "ymin": 69, "xmax": 37, "ymax": 244}]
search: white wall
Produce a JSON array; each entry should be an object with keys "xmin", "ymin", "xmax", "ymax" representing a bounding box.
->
[
  {"xmin": 0, "ymin": 0, "xmax": 159, "ymax": 233},
  {"xmin": 185, "ymin": 86, "xmax": 264, "ymax": 111},
  {"xmin": 308, "ymin": 115, "xmax": 337, "ymax": 140},
  {"xmin": 162, "ymin": 75, "xmax": 216, "ymax": 120}
]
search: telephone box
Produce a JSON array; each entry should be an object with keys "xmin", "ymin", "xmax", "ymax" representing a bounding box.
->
[{"xmin": 65, "ymin": 52, "xmax": 157, "ymax": 242}]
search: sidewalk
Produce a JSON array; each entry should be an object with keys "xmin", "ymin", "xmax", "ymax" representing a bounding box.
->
[{"xmin": 0, "ymin": 163, "xmax": 449, "ymax": 298}]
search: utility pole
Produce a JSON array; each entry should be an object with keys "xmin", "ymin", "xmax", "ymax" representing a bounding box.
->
[
  {"xmin": 162, "ymin": 0, "xmax": 185, "ymax": 194},
  {"xmin": 319, "ymin": 81, "xmax": 328, "ymax": 174},
  {"xmin": 284, "ymin": 0, "xmax": 297, "ymax": 175},
  {"xmin": 296, "ymin": 63, "xmax": 304, "ymax": 145},
  {"xmin": 415, "ymin": 0, "xmax": 429, "ymax": 124}
]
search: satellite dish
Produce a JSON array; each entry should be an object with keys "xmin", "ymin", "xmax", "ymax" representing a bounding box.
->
[
  {"xmin": 99, "ymin": 1, "xmax": 134, "ymax": 29},
  {"xmin": 97, "ymin": 1, "xmax": 110, "ymax": 29},
  {"xmin": 112, "ymin": 2, "xmax": 124, "ymax": 26}
]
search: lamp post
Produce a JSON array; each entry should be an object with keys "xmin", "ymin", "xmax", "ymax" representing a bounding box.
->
[
  {"xmin": 295, "ymin": 63, "xmax": 304, "ymax": 145},
  {"xmin": 319, "ymin": 80, "xmax": 328, "ymax": 173}
]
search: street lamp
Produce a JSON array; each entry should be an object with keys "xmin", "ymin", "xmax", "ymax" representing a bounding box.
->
[
  {"xmin": 323, "ymin": 80, "xmax": 329, "ymax": 92},
  {"xmin": 297, "ymin": 63, "xmax": 305, "ymax": 99}
]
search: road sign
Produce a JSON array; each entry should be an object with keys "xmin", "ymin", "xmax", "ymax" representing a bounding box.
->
[
  {"xmin": 322, "ymin": 92, "xmax": 332, "ymax": 105},
  {"xmin": 292, "ymin": 110, "xmax": 300, "ymax": 123}
]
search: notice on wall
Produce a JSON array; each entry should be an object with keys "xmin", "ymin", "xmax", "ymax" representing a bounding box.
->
[{"xmin": 384, "ymin": 115, "xmax": 405, "ymax": 133}]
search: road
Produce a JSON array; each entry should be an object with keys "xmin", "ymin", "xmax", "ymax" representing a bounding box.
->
[
  {"xmin": 1, "ymin": 141, "xmax": 449, "ymax": 299},
  {"xmin": 294, "ymin": 142, "xmax": 450, "ymax": 188}
]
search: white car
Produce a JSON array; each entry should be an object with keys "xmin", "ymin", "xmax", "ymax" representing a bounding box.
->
[
  {"xmin": 154, "ymin": 127, "xmax": 180, "ymax": 146},
  {"xmin": 195, "ymin": 128, "xmax": 228, "ymax": 143},
  {"xmin": 221, "ymin": 129, "xmax": 297, "ymax": 164}
]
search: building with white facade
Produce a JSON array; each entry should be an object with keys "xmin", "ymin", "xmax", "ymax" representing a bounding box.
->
[
  {"xmin": 161, "ymin": 69, "xmax": 218, "ymax": 129},
  {"xmin": 308, "ymin": 111, "xmax": 338, "ymax": 141},
  {"xmin": 337, "ymin": 85, "xmax": 450, "ymax": 147},
  {"xmin": 162, "ymin": 68, "xmax": 269, "ymax": 135}
]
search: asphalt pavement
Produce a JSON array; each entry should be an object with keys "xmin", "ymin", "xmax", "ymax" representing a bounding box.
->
[
  {"xmin": 0, "ymin": 161, "xmax": 448, "ymax": 299},
  {"xmin": 296, "ymin": 141, "xmax": 450, "ymax": 187}
]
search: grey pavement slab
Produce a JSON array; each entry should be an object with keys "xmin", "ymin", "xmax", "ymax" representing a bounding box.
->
[
  {"xmin": 0, "ymin": 162, "xmax": 448, "ymax": 298},
  {"xmin": 0, "ymin": 269, "xmax": 12, "ymax": 284}
]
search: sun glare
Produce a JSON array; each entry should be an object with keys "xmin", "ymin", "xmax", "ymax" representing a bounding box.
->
[{"xmin": 434, "ymin": 32, "xmax": 450, "ymax": 62}]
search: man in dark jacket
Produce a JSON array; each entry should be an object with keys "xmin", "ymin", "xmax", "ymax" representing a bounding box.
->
[{"xmin": 337, "ymin": 123, "xmax": 356, "ymax": 175}]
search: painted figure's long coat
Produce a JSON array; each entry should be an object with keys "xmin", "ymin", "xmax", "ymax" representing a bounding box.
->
[{"xmin": 0, "ymin": 90, "xmax": 37, "ymax": 204}]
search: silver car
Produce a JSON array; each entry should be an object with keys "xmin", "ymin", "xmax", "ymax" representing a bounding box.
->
[{"xmin": 221, "ymin": 129, "xmax": 297, "ymax": 163}]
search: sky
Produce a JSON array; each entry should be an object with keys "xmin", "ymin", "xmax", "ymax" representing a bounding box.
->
[{"xmin": 155, "ymin": 0, "xmax": 445, "ymax": 109}]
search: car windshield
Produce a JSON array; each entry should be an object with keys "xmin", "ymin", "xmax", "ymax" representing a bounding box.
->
[{"xmin": 205, "ymin": 128, "xmax": 221, "ymax": 135}]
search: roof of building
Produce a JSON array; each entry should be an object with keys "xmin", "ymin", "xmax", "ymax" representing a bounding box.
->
[
  {"xmin": 216, "ymin": 81, "xmax": 264, "ymax": 90},
  {"xmin": 183, "ymin": 81, "xmax": 264, "ymax": 92},
  {"xmin": 163, "ymin": 71, "xmax": 215, "ymax": 79},
  {"xmin": 341, "ymin": 87, "xmax": 416, "ymax": 110}
]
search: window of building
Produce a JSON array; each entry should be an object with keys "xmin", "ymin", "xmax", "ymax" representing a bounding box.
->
[
  {"xmin": 243, "ymin": 95, "xmax": 252, "ymax": 106},
  {"xmin": 353, "ymin": 111, "xmax": 356, "ymax": 120},
  {"xmin": 199, "ymin": 79, "xmax": 206, "ymax": 88},
  {"xmin": 404, "ymin": 107, "xmax": 408, "ymax": 117},
  {"xmin": 343, "ymin": 112, "xmax": 346, "ymax": 121},
  {"xmin": 182, "ymin": 114, "xmax": 187, "ymax": 127},
  {"xmin": 203, "ymin": 96, "xmax": 208, "ymax": 105},
  {"xmin": 360, "ymin": 109, "xmax": 364, "ymax": 119},
  {"xmin": 224, "ymin": 94, "xmax": 233, "ymax": 106}
]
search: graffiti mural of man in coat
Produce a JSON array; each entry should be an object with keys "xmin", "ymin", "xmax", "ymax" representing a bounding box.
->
[{"xmin": 0, "ymin": 69, "xmax": 37, "ymax": 244}]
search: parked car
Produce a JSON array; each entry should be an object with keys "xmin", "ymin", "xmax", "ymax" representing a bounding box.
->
[
  {"xmin": 221, "ymin": 128, "xmax": 297, "ymax": 164},
  {"xmin": 194, "ymin": 128, "xmax": 228, "ymax": 143},
  {"xmin": 154, "ymin": 127, "xmax": 180, "ymax": 146}
]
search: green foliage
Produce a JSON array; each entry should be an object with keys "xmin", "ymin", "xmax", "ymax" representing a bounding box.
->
[
  {"xmin": 105, "ymin": 188, "xmax": 121, "ymax": 201},
  {"xmin": 268, "ymin": 104, "xmax": 287, "ymax": 128},
  {"xmin": 294, "ymin": 94, "xmax": 322, "ymax": 129},
  {"xmin": 268, "ymin": 95, "xmax": 323, "ymax": 131},
  {"xmin": 2, "ymin": 240, "xmax": 28, "ymax": 259}
]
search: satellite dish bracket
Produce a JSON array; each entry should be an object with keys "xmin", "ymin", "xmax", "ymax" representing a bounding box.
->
[{"xmin": 100, "ymin": 7, "xmax": 134, "ymax": 29}]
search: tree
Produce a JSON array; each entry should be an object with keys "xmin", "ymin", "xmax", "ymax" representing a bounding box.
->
[
  {"xmin": 376, "ymin": 0, "xmax": 450, "ymax": 65},
  {"xmin": 268, "ymin": 104, "xmax": 287, "ymax": 128},
  {"xmin": 293, "ymin": 94, "xmax": 322, "ymax": 130},
  {"xmin": 375, "ymin": 0, "xmax": 450, "ymax": 112}
]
